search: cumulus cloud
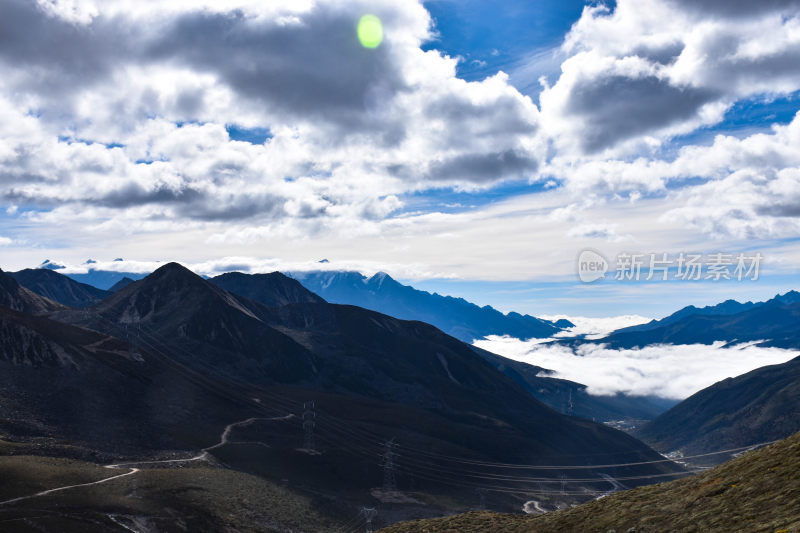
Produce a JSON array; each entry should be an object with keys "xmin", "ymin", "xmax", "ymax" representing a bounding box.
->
[
  {"xmin": 29, "ymin": 256, "xmax": 452, "ymax": 282},
  {"xmin": 540, "ymin": 0, "xmax": 800, "ymax": 155},
  {"xmin": 474, "ymin": 336, "xmax": 799, "ymax": 399},
  {"xmin": 539, "ymin": 315, "xmax": 652, "ymax": 339},
  {"xmin": 2, "ymin": 0, "xmax": 800, "ymax": 285},
  {"xmin": 544, "ymin": 112, "xmax": 800, "ymax": 239},
  {"xmin": 0, "ymin": 0, "xmax": 544, "ymax": 235}
]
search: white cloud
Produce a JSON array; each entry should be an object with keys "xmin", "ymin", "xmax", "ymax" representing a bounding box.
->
[
  {"xmin": 474, "ymin": 336, "xmax": 799, "ymax": 399},
  {"xmin": 539, "ymin": 0, "xmax": 800, "ymax": 155},
  {"xmin": 539, "ymin": 315, "xmax": 652, "ymax": 339},
  {"xmin": 1, "ymin": 0, "xmax": 800, "ymax": 306},
  {"xmin": 0, "ymin": 0, "xmax": 544, "ymax": 237},
  {"xmin": 544, "ymin": 112, "xmax": 800, "ymax": 239}
]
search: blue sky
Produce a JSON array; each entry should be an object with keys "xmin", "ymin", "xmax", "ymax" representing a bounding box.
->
[
  {"xmin": 422, "ymin": 0, "xmax": 593, "ymax": 84},
  {"xmin": 1, "ymin": 0, "xmax": 799, "ymax": 318}
]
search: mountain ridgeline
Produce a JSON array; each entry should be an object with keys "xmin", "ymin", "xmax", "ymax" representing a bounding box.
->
[
  {"xmin": 637, "ymin": 355, "xmax": 800, "ymax": 457},
  {"xmin": 1, "ymin": 264, "xmax": 683, "ymax": 525},
  {"xmin": 288, "ymin": 270, "xmax": 570, "ymax": 342},
  {"xmin": 601, "ymin": 290, "xmax": 800, "ymax": 348},
  {"xmin": 3, "ymin": 262, "xmax": 799, "ymax": 529},
  {"xmin": 0, "ymin": 268, "xmax": 64, "ymax": 315},
  {"xmin": 8, "ymin": 268, "xmax": 110, "ymax": 308}
]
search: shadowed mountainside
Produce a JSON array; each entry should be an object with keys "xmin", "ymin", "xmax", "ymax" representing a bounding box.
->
[
  {"xmin": 8, "ymin": 268, "xmax": 110, "ymax": 308},
  {"xmin": 210, "ymin": 271, "xmax": 326, "ymax": 307},
  {"xmin": 380, "ymin": 431, "xmax": 800, "ymax": 533},
  {"xmin": 637, "ymin": 355, "xmax": 800, "ymax": 457},
  {"xmin": 0, "ymin": 268, "xmax": 64, "ymax": 315}
]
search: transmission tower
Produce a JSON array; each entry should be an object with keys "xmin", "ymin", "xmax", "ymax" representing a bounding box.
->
[
  {"xmin": 360, "ymin": 507, "xmax": 377, "ymax": 533},
  {"xmin": 124, "ymin": 319, "xmax": 141, "ymax": 357},
  {"xmin": 302, "ymin": 401, "xmax": 316, "ymax": 452},
  {"xmin": 475, "ymin": 488, "xmax": 487, "ymax": 510},
  {"xmin": 560, "ymin": 474, "xmax": 567, "ymax": 495},
  {"xmin": 382, "ymin": 439, "xmax": 398, "ymax": 492},
  {"xmin": 567, "ymin": 388, "xmax": 574, "ymax": 416}
]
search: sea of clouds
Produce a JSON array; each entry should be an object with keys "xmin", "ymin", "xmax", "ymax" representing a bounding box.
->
[{"xmin": 474, "ymin": 334, "xmax": 799, "ymax": 400}]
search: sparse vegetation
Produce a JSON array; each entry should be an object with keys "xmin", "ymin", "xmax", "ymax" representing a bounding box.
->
[
  {"xmin": 380, "ymin": 432, "xmax": 800, "ymax": 533},
  {"xmin": 0, "ymin": 455, "xmax": 344, "ymax": 532}
]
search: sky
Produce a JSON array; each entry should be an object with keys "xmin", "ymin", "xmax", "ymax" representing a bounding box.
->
[{"xmin": 1, "ymin": 0, "xmax": 799, "ymax": 317}]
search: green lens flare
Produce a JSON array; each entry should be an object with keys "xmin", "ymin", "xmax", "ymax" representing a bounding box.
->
[{"xmin": 358, "ymin": 14, "xmax": 383, "ymax": 49}]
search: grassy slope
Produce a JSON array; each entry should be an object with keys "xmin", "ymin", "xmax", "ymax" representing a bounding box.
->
[
  {"xmin": 0, "ymin": 453, "xmax": 342, "ymax": 532},
  {"xmin": 380, "ymin": 432, "xmax": 800, "ymax": 533}
]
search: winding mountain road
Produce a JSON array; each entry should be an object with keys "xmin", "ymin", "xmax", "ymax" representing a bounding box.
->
[{"xmin": 0, "ymin": 415, "xmax": 293, "ymax": 507}]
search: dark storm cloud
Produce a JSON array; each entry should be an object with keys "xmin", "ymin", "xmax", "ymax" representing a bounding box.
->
[
  {"xmin": 427, "ymin": 150, "xmax": 538, "ymax": 183},
  {"xmin": 175, "ymin": 195, "xmax": 289, "ymax": 222},
  {"xmin": 0, "ymin": 0, "xmax": 128, "ymax": 97},
  {"xmin": 630, "ymin": 42, "xmax": 685, "ymax": 66},
  {"xmin": 0, "ymin": 0, "xmax": 549, "ymax": 221},
  {"xmin": 99, "ymin": 183, "xmax": 292, "ymax": 223},
  {"xmin": 668, "ymin": 0, "xmax": 800, "ymax": 17},
  {"xmin": 0, "ymin": 0, "xmax": 408, "ymax": 136},
  {"xmin": 431, "ymin": 94, "xmax": 538, "ymax": 137},
  {"xmin": 566, "ymin": 74, "xmax": 720, "ymax": 152},
  {"xmin": 145, "ymin": 6, "xmax": 408, "ymax": 131},
  {"xmin": 96, "ymin": 183, "xmax": 205, "ymax": 209},
  {"xmin": 757, "ymin": 203, "xmax": 800, "ymax": 217}
]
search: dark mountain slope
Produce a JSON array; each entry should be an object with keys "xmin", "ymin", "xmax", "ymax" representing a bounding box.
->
[
  {"xmin": 0, "ymin": 304, "xmax": 263, "ymax": 453},
  {"xmin": 381, "ymin": 432, "xmax": 800, "ymax": 533},
  {"xmin": 2, "ymin": 263, "xmax": 685, "ymax": 526},
  {"xmin": 289, "ymin": 270, "xmax": 566, "ymax": 342},
  {"xmin": 210, "ymin": 271, "xmax": 325, "ymax": 307},
  {"xmin": 473, "ymin": 346, "xmax": 676, "ymax": 422},
  {"xmin": 72, "ymin": 262, "xmax": 319, "ymax": 384},
  {"xmin": 210, "ymin": 273, "xmax": 675, "ymax": 422},
  {"xmin": 0, "ymin": 269, "xmax": 64, "ymax": 314},
  {"xmin": 637, "ymin": 355, "xmax": 800, "ymax": 456},
  {"xmin": 58, "ymin": 263, "xmax": 676, "ymax": 474},
  {"xmin": 601, "ymin": 291, "xmax": 800, "ymax": 348},
  {"xmin": 108, "ymin": 276, "xmax": 136, "ymax": 292},
  {"xmin": 9, "ymin": 268, "xmax": 110, "ymax": 308}
]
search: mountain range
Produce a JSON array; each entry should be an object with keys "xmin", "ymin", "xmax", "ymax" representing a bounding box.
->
[
  {"xmin": 2, "ymin": 261, "xmax": 799, "ymax": 529},
  {"xmin": 637, "ymin": 355, "xmax": 800, "ymax": 458},
  {"xmin": 15, "ymin": 266, "xmax": 675, "ymax": 423},
  {"xmin": 0, "ymin": 264, "xmax": 681, "ymax": 528},
  {"xmin": 288, "ymin": 270, "xmax": 571, "ymax": 342},
  {"xmin": 49, "ymin": 264, "xmax": 571, "ymax": 343},
  {"xmin": 0, "ymin": 268, "xmax": 64, "ymax": 315},
  {"xmin": 601, "ymin": 290, "xmax": 800, "ymax": 348},
  {"xmin": 7, "ymin": 268, "xmax": 110, "ymax": 308}
]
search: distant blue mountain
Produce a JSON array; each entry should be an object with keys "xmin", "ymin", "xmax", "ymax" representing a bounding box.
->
[
  {"xmin": 613, "ymin": 299, "xmax": 760, "ymax": 334},
  {"xmin": 108, "ymin": 277, "xmax": 137, "ymax": 292},
  {"xmin": 8, "ymin": 269, "xmax": 110, "ymax": 308},
  {"xmin": 33, "ymin": 259, "xmax": 149, "ymax": 290},
  {"xmin": 288, "ymin": 270, "xmax": 570, "ymax": 342},
  {"xmin": 602, "ymin": 290, "xmax": 800, "ymax": 348}
]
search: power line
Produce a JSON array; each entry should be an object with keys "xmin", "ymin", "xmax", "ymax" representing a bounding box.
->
[
  {"xmin": 303, "ymin": 401, "xmax": 316, "ymax": 453},
  {"xmin": 382, "ymin": 439, "xmax": 398, "ymax": 493},
  {"xmin": 81, "ymin": 306, "xmax": 777, "ymax": 498},
  {"xmin": 360, "ymin": 507, "xmax": 377, "ymax": 533}
]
